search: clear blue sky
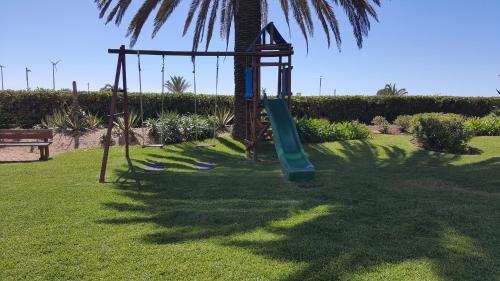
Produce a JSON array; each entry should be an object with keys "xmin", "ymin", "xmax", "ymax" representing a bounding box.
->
[{"xmin": 1, "ymin": 0, "xmax": 499, "ymax": 96}]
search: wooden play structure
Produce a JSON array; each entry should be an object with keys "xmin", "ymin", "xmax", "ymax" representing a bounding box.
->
[{"xmin": 99, "ymin": 23, "xmax": 314, "ymax": 183}]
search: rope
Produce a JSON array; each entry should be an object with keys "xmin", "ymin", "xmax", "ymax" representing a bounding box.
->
[
  {"xmin": 161, "ymin": 55, "xmax": 165, "ymax": 114},
  {"xmin": 137, "ymin": 51, "xmax": 145, "ymax": 147},
  {"xmin": 159, "ymin": 55, "xmax": 166, "ymax": 145},
  {"xmin": 192, "ymin": 58, "xmax": 198, "ymax": 142},
  {"xmin": 213, "ymin": 56, "xmax": 219, "ymax": 139}
]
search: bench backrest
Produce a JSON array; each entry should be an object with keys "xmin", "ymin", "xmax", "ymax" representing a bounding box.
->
[{"xmin": 0, "ymin": 129, "xmax": 53, "ymax": 140}]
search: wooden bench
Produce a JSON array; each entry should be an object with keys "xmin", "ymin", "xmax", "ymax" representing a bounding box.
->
[{"xmin": 0, "ymin": 129, "xmax": 53, "ymax": 161}]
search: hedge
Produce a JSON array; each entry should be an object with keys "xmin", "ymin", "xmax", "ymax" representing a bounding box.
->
[
  {"xmin": 1, "ymin": 90, "xmax": 499, "ymax": 128},
  {"xmin": 291, "ymin": 95, "xmax": 500, "ymax": 123},
  {"xmin": 0, "ymin": 90, "xmax": 232, "ymax": 128}
]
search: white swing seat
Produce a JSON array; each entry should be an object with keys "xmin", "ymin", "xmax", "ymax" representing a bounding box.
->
[{"xmin": 142, "ymin": 144, "xmax": 164, "ymax": 148}]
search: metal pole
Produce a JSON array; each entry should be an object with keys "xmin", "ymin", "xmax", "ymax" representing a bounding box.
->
[
  {"xmin": 25, "ymin": 67, "xmax": 31, "ymax": 90},
  {"xmin": 52, "ymin": 64, "xmax": 55, "ymax": 90},
  {"xmin": 319, "ymin": 76, "xmax": 323, "ymax": 96},
  {"xmin": 0, "ymin": 65, "xmax": 5, "ymax": 90}
]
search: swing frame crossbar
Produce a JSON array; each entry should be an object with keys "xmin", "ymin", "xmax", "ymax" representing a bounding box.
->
[{"xmin": 99, "ymin": 22, "xmax": 293, "ymax": 183}]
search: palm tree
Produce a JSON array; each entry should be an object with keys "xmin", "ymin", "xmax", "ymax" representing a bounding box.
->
[
  {"xmin": 376, "ymin": 83, "xmax": 408, "ymax": 96},
  {"xmin": 95, "ymin": 0, "xmax": 381, "ymax": 140},
  {"xmin": 165, "ymin": 75, "xmax": 191, "ymax": 93}
]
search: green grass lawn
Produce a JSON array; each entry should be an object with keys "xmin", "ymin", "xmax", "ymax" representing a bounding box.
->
[{"xmin": 1, "ymin": 135, "xmax": 499, "ymax": 281}]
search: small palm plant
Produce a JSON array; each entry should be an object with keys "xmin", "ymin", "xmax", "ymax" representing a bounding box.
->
[
  {"xmin": 376, "ymin": 83, "xmax": 408, "ymax": 96},
  {"xmin": 165, "ymin": 76, "xmax": 191, "ymax": 94}
]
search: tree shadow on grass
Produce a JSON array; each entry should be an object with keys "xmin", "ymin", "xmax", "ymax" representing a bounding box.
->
[{"xmin": 102, "ymin": 137, "xmax": 500, "ymax": 281}]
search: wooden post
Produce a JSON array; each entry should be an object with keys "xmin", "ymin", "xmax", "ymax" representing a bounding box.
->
[
  {"xmin": 252, "ymin": 57, "xmax": 258, "ymax": 160},
  {"xmin": 278, "ymin": 57, "xmax": 282, "ymax": 97},
  {"xmin": 99, "ymin": 46, "xmax": 124, "ymax": 183},
  {"xmin": 71, "ymin": 81, "xmax": 79, "ymax": 108}
]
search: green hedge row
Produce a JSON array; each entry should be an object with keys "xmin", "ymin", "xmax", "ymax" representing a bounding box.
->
[
  {"xmin": 0, "ymin": 90, "xmax": 232, "ymax": 128},
  {"xmin": 1, "ymin": 90, "xmax": 499, "ymax": 128},
  {"xmin": 291, "ymin": 96, "xmax": 500, "ymax": 123}
]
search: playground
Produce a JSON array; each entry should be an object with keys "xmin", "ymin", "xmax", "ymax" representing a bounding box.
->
[
  {"xmin": 1, "ymin": 135, "xmax": 500, "ymax": 280},
  {"xmin": 1, "ymin": 1, "xmax": 500, "ymax": 280}
]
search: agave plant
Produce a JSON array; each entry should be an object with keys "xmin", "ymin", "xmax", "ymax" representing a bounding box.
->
[
  {"xmin": 165, "ymin": 75, "xmax": 191, "ymax": 94},
  {"xmin": 113, "ymin": 110, "xmax": 141, "ymax": 144},
  {"xmin": 42, "ymin": 108, "xmax": 102, "ymax": 148},
  {"xmin": 376, "ymin": 83, "xmax": 408, "ymax": 96},
  {"xmin": 214, "ymin": 107, "xmax": 234, "ymax": 134},
  {"xmin": 42, "ymin": 109, "xmax": 102, "ymax": 134}
]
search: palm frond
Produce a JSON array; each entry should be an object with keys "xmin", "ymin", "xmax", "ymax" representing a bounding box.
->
[
  {"xmin": 152, "ymin": 0, "xmax": 181, "ymax": 37},
  {"xmin": 127, "ymin": 0, "xmax": 162, "ymax": 46},
  {"xmin": 96, "ymin": 0, "xmax": 380, "ymax": 50}
]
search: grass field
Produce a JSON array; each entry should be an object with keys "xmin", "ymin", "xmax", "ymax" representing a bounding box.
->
[{"xmin": 1, "ymin": 135, "xmax": 499, "ymax": 280}]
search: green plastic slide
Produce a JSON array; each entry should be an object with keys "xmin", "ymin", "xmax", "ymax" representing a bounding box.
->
[{"xmin": 263, "ymin": 96, "xmax": 315, "ymax": 181}]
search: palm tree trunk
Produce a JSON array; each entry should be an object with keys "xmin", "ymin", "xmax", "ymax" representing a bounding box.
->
[{"xmin": 232, "ymin": 0, "xmax": 261, "ymax": 141}]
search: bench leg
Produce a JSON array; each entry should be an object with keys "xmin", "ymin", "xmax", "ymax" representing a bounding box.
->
[
  {"xmin": 44, "ymin": 146, "xmax": 49, "ymax": 160},
  {"xmin": 38, "ymin": 146, "xmax": 45, "ymax": 161}
]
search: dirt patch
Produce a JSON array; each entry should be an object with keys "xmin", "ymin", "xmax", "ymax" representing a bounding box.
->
[
  {"xmin": 0, "ymin": 128, "xmax": 154, "ymax": 162},
  {"xmin": 369, "ymin": 125, "xmax": 406, "ymax": 135}
]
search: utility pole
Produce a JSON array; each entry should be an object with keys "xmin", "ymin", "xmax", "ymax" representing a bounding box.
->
[
  {"xmin": 319, "ymin": 75, "xmax": 323, "ymax": 96},
  {"xmin": 50, "ymin": 60, "xmax": 61, "ymax": 90},
  {"xmin": 25, "ymin": 67, "xmax": 31, "ymax": 90},
  {"xmin": 0, "ymin": 65, "xmax": 5, "ymax": 90},
  {"xmin": 87, "ymin": 82, "xmax": 90, "ymax": 94}
]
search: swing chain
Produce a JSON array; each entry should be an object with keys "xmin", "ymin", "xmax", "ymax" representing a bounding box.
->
[
  {"xmin": 137, "ymin": 51, "xmax": 146, "ymax": 147},
  {"xmin": 213, "ymin": 56, "xmax": 220, "ymax": 139},
  {"xmin": 192, "ymin": 57, "xmax": 198, "ymax": 142}
]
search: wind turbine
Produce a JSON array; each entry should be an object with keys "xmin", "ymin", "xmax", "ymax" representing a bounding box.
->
[
  {"xmin": 0, "ymin": 64, "xmax": 5, "ymax": 90},
  {"xmin": 25, "ymin": 67, "xmax": 31, "ymax": 90},
  {"xmin": 50, "ymin": 60, "xmax": 61, "ymax": 90}
]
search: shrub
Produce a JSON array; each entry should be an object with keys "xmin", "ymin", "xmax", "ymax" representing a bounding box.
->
[
  {"xmin": 371, "ymin": 116, "xmax": 390, "ymax": 134},
  {"xmin": 146, "ymin": 112, "xmax": 215, "ymax": 145},
  {"xmin": 295, "ymin": 118, "xmax": 333, "ymax": 143},
  {"xmin": 295, "ymin": 117, "xmax": 370, "ymax": 143},
  {"xmin": 464, "ymin": 115, "xmax": 500, "ymax": 136},
  {"xmin": 394, "ymin": 115, "xmax": 412, "ymax": 132},
  {"xmin": 332, "ymin": 121, "xmax": 371, "ymax": 140},
  {"xmin": 412, "ymin": 113, "xmax": 473, "ymax": 153}
]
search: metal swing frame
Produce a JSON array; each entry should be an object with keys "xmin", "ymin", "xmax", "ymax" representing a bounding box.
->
[{"xmin": 99, "ymin": 22, "xmax": 293, "ymax": 183}]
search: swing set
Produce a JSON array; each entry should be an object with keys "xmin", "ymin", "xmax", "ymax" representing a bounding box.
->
[{"xmin": 98, "ymin": 22, "xmax": 312, "ymax": 183}]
